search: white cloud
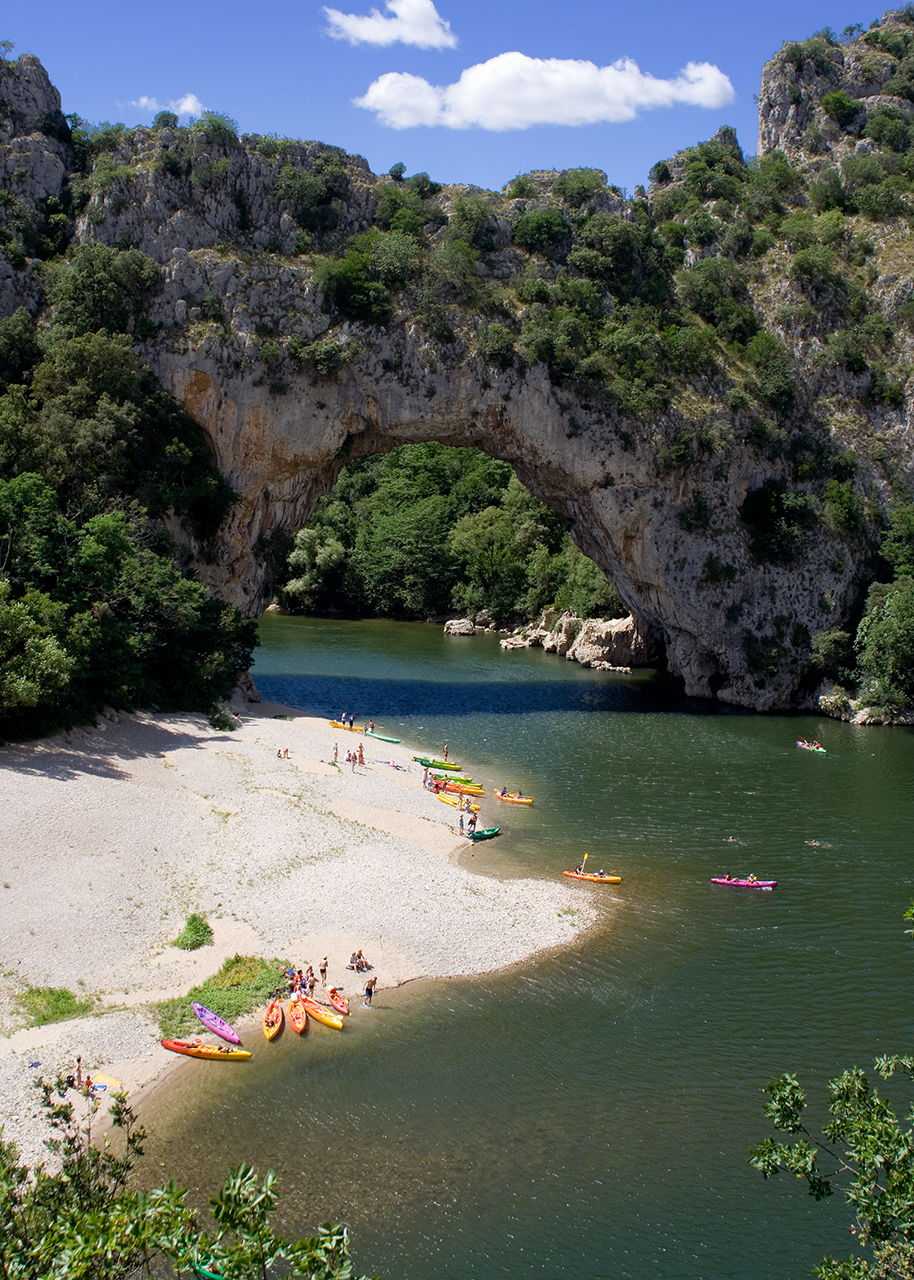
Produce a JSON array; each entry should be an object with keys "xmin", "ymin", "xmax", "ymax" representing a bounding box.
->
[
  {"xmin": 126, "ymin": 92, "xmax": 206, "ymax": 119},
  {"xmin": 354, "ymin": 52, "xmax": 735, "ymax": 130},
  {"xmin": 324, "ymin": 0, "xmax": 457, "ymax": 49}
]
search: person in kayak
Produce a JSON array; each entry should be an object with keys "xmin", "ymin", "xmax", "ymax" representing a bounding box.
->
[{"xmin": 496, "ymin": 786, "xmax": 507, "ymax": 798}]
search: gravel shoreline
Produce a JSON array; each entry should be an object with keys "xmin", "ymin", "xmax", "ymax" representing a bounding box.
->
[{"xmin": 0, "ymin": 701, "xmax": 601, "ymax": 1167}]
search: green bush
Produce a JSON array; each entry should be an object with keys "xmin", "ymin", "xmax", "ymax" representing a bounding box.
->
[
  {"xmin": 568, "ymin": 212, "xmax": 668, "ymax": 303},
  {"xmin": 47, "ymin": 243, "xmax": 160, "ymax": 336},
  {"xmin": 447, "ymin": 192, "xmax": 495, "ymax": 250},
  {"xmin": 276, "ymin": 155, "xmax": 348, "ymax": 234},
  {"xmin": 287, "ymin": 335, "xmax": 355, "ymax": 377},
  {"xmin": 864, "ymin": 105, "xmax": 912, "ymax": 151},
  {"xmin": 745, "ymin": 331, "xmax": 795, "ymax": 414},
  {"xmin": 552, "ymin": 168, "xmax": 607, "ymax": 207},
  {"xmin": 512, "ymin": 208, "xmax": 567, "ymax": 255},
  {"xmin": 809, "ymin": 628, "xmax": 856, "ymax": 681},
  {"xmin": 741, "ymin": 479, "xmax": 818, "ymax": 564},
  {"xmin": 155, "ymin": 954, "xmax": 284, "ymax": 1039},
  {"xmin": 823, "ymin": 478, "xmax": 864, "ymax": 536},
  {"xmin": 18, "ymin": 985, "xmax": 93, "ymax": 1027},
  {"xmin": 153, "ymin": 110, "xmax": 178, "ymax": 130},
  {"xmin": 313, "ymin": 250, "xmax": 391, "ymax": 324},
  {"xmin": 476, "ymin": 322, "xmax": 516, "ymax": 368},
  {"xmin": 821, "ymin": 90, "xmax": 862, "ymax": 127},
  {"xmin": 173, "ymin": 912, "xmax": 214, "ymax": 950},
  {"xmin": 189, "ymin": 110, "xmax": 239, "ymax": 144},
  {"xmin": 856, "ymin": 576, "xmax": 914, "ymax": 704}
]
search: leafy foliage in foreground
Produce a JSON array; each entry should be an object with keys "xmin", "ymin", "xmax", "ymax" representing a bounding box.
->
[
  {"xmin": 275, "ymin": 442, "xmax": 625, "ymax": 624},
  {"xmin": 0, "ymin": 244, "xmax": 257, "ymax": 740},
  {"xmin": 750, "ymin": 904, "xmax": 914, "ymax": 1278},
  {"xmin": 0, "ymin": 1077, "xmax": 373, "ymax": 1279},
  {"xmin": 155, "ymin": 953, "xmax": 284, "ymax": 1039}
]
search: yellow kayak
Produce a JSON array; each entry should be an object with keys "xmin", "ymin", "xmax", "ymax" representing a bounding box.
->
[
  {"xmin": 438, "ymin": 793, "xmax": 480, "ymax": 812},
  {"xmin": 300, "ymin": 995, "xmax": 344, "ymax": 1030}
]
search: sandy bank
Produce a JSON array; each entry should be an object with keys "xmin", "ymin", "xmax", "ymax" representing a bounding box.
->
[{"xmin": 0, "ymin": 702, "xmax": 601, "ymax": 1166}]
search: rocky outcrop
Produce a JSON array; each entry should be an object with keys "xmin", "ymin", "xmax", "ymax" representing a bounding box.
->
[
  {"xmin": 444, "ymin": 618, "xmax": 476, "ymax": 636},
  {"xmin": 2, "ymin": 50, "xmax": 912, "ymax": 713},
  {"xmin": 500, "ymin": 611, "xmax": 661, "ymax": 672}
]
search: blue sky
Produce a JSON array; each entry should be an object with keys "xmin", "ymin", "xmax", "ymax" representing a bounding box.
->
[{"xmin": 8, "ymin": 0, "xmax": 876, "ymax": 192}]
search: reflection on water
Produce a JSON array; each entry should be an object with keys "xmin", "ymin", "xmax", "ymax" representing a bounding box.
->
[{"xmin": 142, "ymin": 616, "xmax": 914, "ymax": 1279}]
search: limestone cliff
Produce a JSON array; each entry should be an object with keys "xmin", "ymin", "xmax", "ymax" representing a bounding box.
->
[{"xmin": 3, "ymin": 28, "xmax": 914, "ymax": 712}]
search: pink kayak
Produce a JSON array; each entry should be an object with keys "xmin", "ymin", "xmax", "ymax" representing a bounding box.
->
[
  {"xmin": 192, "ymin": 1002, "xmax": 241, "ymax": 1044},
  {"xmin": 711, "ymin": 877, "xmax": 777, "ymax": 890}
]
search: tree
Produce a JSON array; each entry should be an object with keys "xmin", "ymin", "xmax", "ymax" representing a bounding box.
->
[
  {"xmin": 856, "ymin": 576, "xmax": 914, "ymax": 706},
  {"xmin": 280, "ymin": 526, "xmax": 345, "ymax": 611},
  {"xmin": 750, "ymin": 905, "xmax": 914, "ymax": 1279}
]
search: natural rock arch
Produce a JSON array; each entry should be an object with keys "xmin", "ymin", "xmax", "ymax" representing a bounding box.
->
[{"xmin": 154, "ymin": 330, "xmax": 843, "ymax": 713}]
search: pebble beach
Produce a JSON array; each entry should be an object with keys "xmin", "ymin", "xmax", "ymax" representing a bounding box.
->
[{"xmin": 0, "ymin": 698, "xmax": 598, "ymax": 1167}]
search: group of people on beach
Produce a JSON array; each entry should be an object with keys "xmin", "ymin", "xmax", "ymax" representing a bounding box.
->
[{"xmin": 283, "ymin": 952, "xmax": 379, "ymax": 1005}]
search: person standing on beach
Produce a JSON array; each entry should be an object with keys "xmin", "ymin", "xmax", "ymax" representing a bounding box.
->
[
  {"xmin": 349, "ymin": 713, "xmax": 355, "ymax": 730},
  {"xmin": 369, "ymin": 719, "xmax": 375, "ymax": 732},
  {"xmin": 358, "ymin": 743, "xmax": 364, "ymax": 765},
  {"xmin": 333, "ymin": 743, "xmax": 339, "ymax": 763},
  {"xmin": 459, "ymin": 813, "xmax": 464, "ymax": 835},
  {"xmin": 319, "ymin": 956, "xmax": 328, "ymax": 985},
  {"xmin": 443, "ymin": 742, "xmax": 449, "ymax": 761},
  {"xmin": 364, "ymin": 976, "xmax": 377, "ymax": 1005}
]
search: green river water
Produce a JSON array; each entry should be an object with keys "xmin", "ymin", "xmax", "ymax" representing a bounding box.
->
[{"xmin": 145, "ymin": 614, "xmax": 914, "ymax": 1278}]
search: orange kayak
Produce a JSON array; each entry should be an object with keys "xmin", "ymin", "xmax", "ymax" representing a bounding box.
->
[
  {"xmin": 444, "ymin": 781, "xmax": 485, "ymax": 796},
  {"xmin": 263, "ymin": 998, "xmax": 284, "ymax": 1040},
  {"xmin": 494, "ymin": 792, "xmax": 534, "ymax": 805},
  {"xmin": 327, "ymin": 987, "xmax": 350, "ymax": 1016},
  {"xmin": 563, "ymin": 870, "xmax": 622, "ymax": 884},
  {"xmin": 300, "ymin": 995, "xmax": 344, "ymax": 1029},
  {"xmin": 288, "ymin": 997, "xmax": 308, "ymax": 1034}
]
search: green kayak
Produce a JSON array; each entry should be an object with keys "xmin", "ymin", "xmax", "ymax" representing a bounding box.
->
[
  {"xmin": 366, "ymin": 730, "xmax": 400, "ymax": 743},
  {"xmin": 467, "ymin": 827, "xmax": 500, "ymax": 841},
  {"xmin": 430, "ymin": 770, "xmax": 472, "ymax": 783},
  {"xmin": 413, "ymin": 756, "xmax": 462, "ymax": 771}
]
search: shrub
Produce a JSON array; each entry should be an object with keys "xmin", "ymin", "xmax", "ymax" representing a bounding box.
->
[
  {"xmin": 678, "ymin": 490, "xmax": 712, "ymax": 531},
  {"xmin": 823, "ymin": 478, "xmax": 864, "ymax": 536},
  {"xmin": 447, "ymin": 192, "xmax": 496, "ymax": 250},
  {"xmin": 313, "ymin": 250, "xmax": 391, "ymax": 324},
  {"xmin": 190, "ymin": 110, "xmax": 239, "ymax": 144},
  {"xmin": 47, "ymin": 243, "xmax": 160, "ymax": 336},
  {"xmin": 864, "ymin": 105, "xmax": 912, "ymax": 151},
  {"xmin": 782, "ymin": 37, "xmax": 839, "ymax": 76},
  {"xmin": 788, "ymin": 245, "xmax": 847, "ymax": 301},
  {"xmin": 856, "ymin": 181, "xmax": 906, "ymax": 220},
  {"xmin": 287, "ymin": 335, "xmax": 355, "ymax": 377},
  {"xmin": 18, "ymin": 985, "xmax": 93, "ymax": 1026},
  {"xmin": 153, "ymin": 110, "xmax": 178, "ymax": 130},
  {"xmin": 0, "ymin": 308, "xmax": 40, "ymax": 385},
  {"xmin": 809, "ymin": 628, "xmax": 856, "ymax": 681},
  {"xmin": 192, "ymin": 157, "xmax": 231, "ymax": 190},
  {"xmin": 552, "ymin": 168, "xmax": 607, "ymax": 207},
  {"xmin": 822, "ymin": 90, "xmax": 863, "ymax": 127},
  {"xmin": 173, "ymin": 912, "xmax": 214, "ymax": 950},
  {"xmin": 568, "ymin": 213, "xmax": 668, "ymax": 303},
  {"xmin": 741, "ymin": 479, "xmax": 818, "ymax": 564},
  {"xmin": 512, "ymin": 208, "xmax": 567, "ymax": 255},
  {"xmin": 746, "ymin": 331, "xmax": 795, "ymax": 414},
  {"xmin": 476, "ymin": 322, "xmax": 516, "ymax": 368},
  {"xmin": 276, "ymin": 156, "xmax": 348, "ymax": 234}
]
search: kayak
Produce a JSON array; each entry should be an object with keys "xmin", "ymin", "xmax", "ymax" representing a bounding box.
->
[
  {"xmin": 796, "ymin": 740, "xmax": 826, "ymax": 753},
  {"xmin": 563, "ymin": 870, "xmax": 622, "ymax": 883},
  {"xmin": 494, "ymin": 792, "xmax": 534, "ymax": 805},
  {"xmin": 414, "ymin": 757, "xmax": 461, "ymax": 771},
  {"xmin": 192, "ymin": 1003, "xmax": 241, "ymax": 1045},
  {"xmin": 366, "ymin": 730, "xmax": 400, "ymax": 743},
  {"xmin": 327, "ymin": 987, "xmax": 350, "ymax": 1016},
  {"xmin": 711, "ymin": 876, "xmax": 777, "ymax": 890},
  {"xmin": 288, "ymin": 996, "xmax": 307, "ymax": 1034},
  {"xmin": 467, "ymin": 827, "xmax": 500, "ymax": 841},
  {"xmin": 194, "ymin": 1260, "xmax": 223, "ymax": 1280},
  {"xmin": 430, "ymin": 770, "xmax": 472, "ymax": 783},
  {"xmin": 445, "ymin": 781, "xmax": 485, "ymax": 795},
  {"xmin": 299, "ymin": 995, "xmax": 344, "ymax": 1030},
  {"xmin": 438, "ymin": 793, "xmax": 480, "ymax": 812},
  {"xmin": 329, "ymin": 720, "xmax": 362, "ymax": 731},
  {"xmin": 162, "ymin": 1039, "xmax": 251, "ymax": 1061},
  {"xmin": 263, "ymin": 998, "xmax": 284, "ymax": 1040}
]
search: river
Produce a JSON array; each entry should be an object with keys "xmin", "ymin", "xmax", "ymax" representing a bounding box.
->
[{"xmin": 144, "ymin": 614, "xmax": 914, "ymax": 1278}]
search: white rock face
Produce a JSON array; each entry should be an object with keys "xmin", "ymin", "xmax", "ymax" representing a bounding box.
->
[
  {"xmin": 568, "ymin": 616, "xmax": 661, "ymax": 668},
  {"xmin": 444, "ymin": 618, "xmax": 476, "ymax": 636}
]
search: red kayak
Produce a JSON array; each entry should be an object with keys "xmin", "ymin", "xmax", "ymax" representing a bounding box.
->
[
  {"xmin": 326, "ymin": 986, "xmax": 350, "ymax": 1016},
  {"xmin": 711, "ymin": 876, "xmax": 777, "ymax": 890}
]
